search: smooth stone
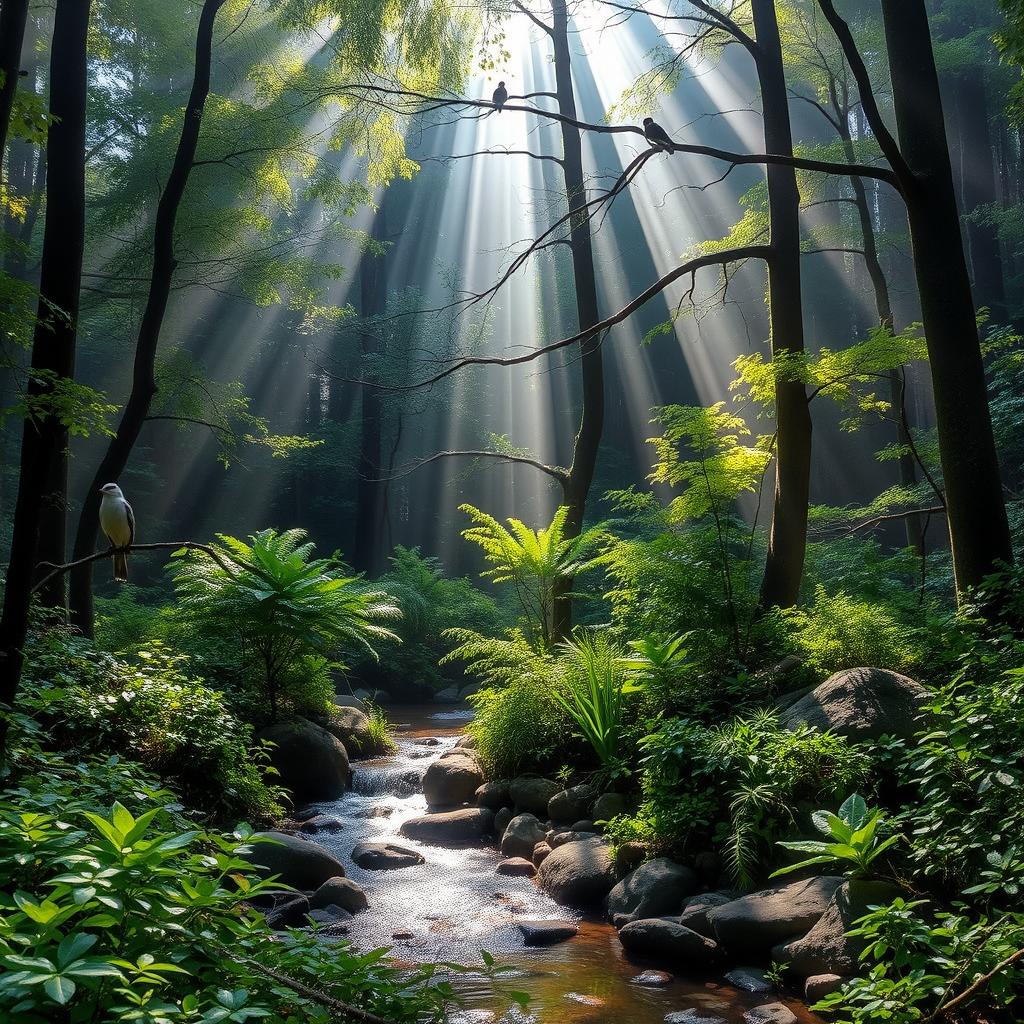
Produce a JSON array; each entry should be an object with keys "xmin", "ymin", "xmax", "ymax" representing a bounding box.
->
[
  {"xmin": 548, "ymin": 784, "xmax": 598, "ymax": 823},
  {"xmin": 665, "ymin": 1013, "xmax": 727, "ymax": 1024},
  {"xmin": 494, "ymin": 806, "xmax": 514, "ymax": 839},
  {"xmin": 679, "ymin": 891, "xmax": 735, "ymax": 938},
  {"xmin": 257, "ymin": 717, "xmax": 350, "ymax": 802},
  {"xmin": 310, "ymin": 876, "xmax": 368, "ymax": 914},
  {"xmin": 618, "ymin": 918, "xmax": 721, "ymax": 966},
  {"xmin": 496, "ymin": 857, "xmax": 537, "ymax": 877},
  {"xmin": 299, "ymin": 814, "xmax": 344, "ymax": 834},
  {"xmin": 400, "ymin": 806, "xmax": 495, "ymax": 846},
  {"xmin": 632, "ymin": 970, "xmax": 673, "ymax": 986},
  {"xmin": 308, "ymin": 904, "xmax": 353, "ymax": 928},
  {"xmin": 500, "ymin": 813, "xmax": 548, "ymax": 859},
  {"xmin": 476, "ymin": 780, "xmax": 511, "ymax": 809},
  {"xmin": 517, "ymin": 920, "xmax": 578, "ymax": 946},
  {"xmin": 423, "ymin": 753, "xmax": 483, "ymax": 808},
  {"xmin": 246, "ymin": 832, "xmax": 346, "ymax": 890},
  {"xmin": 509, "ymin": 776, "xmax": 561, "ymax": 816},
  {"xmin": 805, "ymin": 974, "xmax": 846, "ymax": 1001},
  {"xmin": 570, "ymin": 819, "xmax": 597, "ymax": 833},
  {"xmin": 565, "ymin": 993, "xmax": 604, "ymax": 1006},
  {"xmin": 537, "ymin": 837, "xmax": 617, "ymax": 908},
  {"xmin": 532, "ymin": 841, "xmax": 553, "ymax": 867},
  {"xmin": 591, "ymin": 791, "xmax": 627, "ymax": 822},
  {"xmin": 607, "ymin": 858, "xmax": 698, "ymax": 922},
  {"xmin": 351, "ymin": 841, "xmax": 424, "ymax": 870},
  {"xmin": 724, "ymin": 967, "xmax": 773, "ymax": 993},
  {"xmin": 743, "ymin": 1004, "xmax": 797, "ymax": 1024}
]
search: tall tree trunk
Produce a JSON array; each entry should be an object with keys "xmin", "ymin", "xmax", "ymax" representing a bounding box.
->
[
  {"xmin": 550, "ymin": 0, "xmax": 605, "ymax": 640},
  {"xmin": 68, "ymin": 0, "xmax": 226, "ymax": 635},
  {"xmin": 353, "ymin": 211, "xmax": 388, "ymax": 576},
  {"xmin": 0, "ymin": 0, "xmax": 30, "ymax": 163},
  {"xmin": 880, "ymin": 0, "xmax": 1013, "ymax": 593},
  {"xmin": 753, "ymin": 0, "xmax": 812, "ymax": 610},
  {"xmin": 0, "ymin": 0, "xmax": 91, "ymax": 738}
]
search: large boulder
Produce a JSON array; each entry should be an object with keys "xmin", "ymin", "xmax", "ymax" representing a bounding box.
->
[
  {"xmin": 518, "ymin": 920, "xmax": 578, "ymax": 946},
  {"xmin": 679, "ymin": 891, "xmax": 736, "ymax": 938},
  {"xmin": 476, "ymin": 780, "xmax": 511, "ymax": 809},
  {"xmin": 310, "ymin": 876, "xmax": 368, "ymax": 914},
  {"xmin": 591, "ymin": 792, "xmax": 627, "ymax": 823},
  {"xmin": 606, "ymin": 858, "xmax": 698, "ymax": 922},
  {"xmin": 779, "ymin": 667, "xmax": 929, "ymax": 741},
  {"xmin": 509, "ymin": 776, "xmax": 561, "ymax": 816},
  {"xmin": 400, "ymin": 806, "xmax": 495, "ymax": 845},
  {"xmin": 258, "ymin": 718, "xmax": 350, "ymax": 803},
  {"xmin": 537, "ymin": 837, "xmax": 617, "ymax": 908},
  {"xmin": 500, "ymin": 813, "xmax": 548, "ymax": 859},
  {"xmin": 422, "ymin": 753, "xmax": 483, "ymax": 808},
  {"xmin": 351, "ymin": 841, "xmax": 424, "ymax": 870},
  {"xmin": 245, "ymin": 832, "xmax": 347, "ymax": 890},
  {"xmin": 324, "ymin": 706, "xmax": 379, "ymax": 759},
  {"xmin": 493, "ymin": 806, "xmax": 514, "ymax": 839},
  {"xmin": 707, "ymin": 877, "xmax": 844, "ymax": 957},
  {"xmin": 617, "ymin": 919, "xmax": 720, "ymax": 967},
  {"xmin": 778, "ymin": 880, "xmax": 900, "ymax": 978},
  {"xmin": 434, "ymin": 686, "xmax": 460, "ymax": 702},
  {"xmin": 549, "ymin": 784, "xmax": 598, "ymax": 823}
]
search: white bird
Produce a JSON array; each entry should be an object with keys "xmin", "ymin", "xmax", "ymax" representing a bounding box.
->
[{"xmin": 98, "ymin": 483, "xmax": 135, "ymax": 582}]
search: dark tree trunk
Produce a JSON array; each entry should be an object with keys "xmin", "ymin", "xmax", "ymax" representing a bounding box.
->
[
  {"xmin": 0, "ymin": 0, "xmax": 30, "ymax": 163},
  {"xmin": 880, "ymin": 0, "xmax": 1013, "ymax": 593},
  {"xmin": 0, "ymin": 0, "xmax": 91, "ymax": 732},
  {"xmin": 550, "ymin": 0, "xmax": 605, "ymax": 640},
  {"xmin": 68, "ymin": 0, "xmax": 226, "ymax": 635},
  {"xmin": 353, "ymin": 211, "xmax": 388, "ymax": 576},
  {"xmin": 753, "ymin": 0, "xmax": 812, "ymax": 610}
]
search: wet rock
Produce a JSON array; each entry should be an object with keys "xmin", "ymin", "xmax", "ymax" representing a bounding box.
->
[
  {"xmin": 324, "ymin": 706, "xmax": 377, "ymax": 758},
  {"xmin": 392, "ymin": 929, "xmax": 415, "ymax": 940},
  {"xmin": 257, "ymin": 717, "xmax": 350, "ymax": 803},
  {"xmin": 500, "ymin": 813, "xmax": 547, "ymax": 859},
  {"xmin": 614, "ymin": 841, "xmax": 647, "ymax": 873},
  {"xmin": 679, "ymin": 891, "xmax": 735, "ymax": 938},
  {"xmin": 476, "ymin": 780, "xmax": 511, "ymax": 809},
  {"xmin": 369, "ymin": 805, "xmax": 393, "ymax": 817},
  {"xmin": 664, "ymin": 1013, "xmax": 727, "ymax": 1024},
  {"xmin": 549, "ymin": 830, "xmax": 594, "ymax": 848},
  {"xmin": 564, "ymin": 993, "xmax": 604, "ymax": 1007},
  {"xmin": 245, "ymin": 832, "xmax": 347, "ymax": 890},
  {"xmin": 299, "ymin": 814, "xmax": 345, "ymax": 834},
  {"xmin": 724, "ymin": 968, "xmax": 773, "ymax": 993},
  {"xmin": 454, "ymin": 734, "xmax": 478, "ymax": 749},
  {"xmin": 311, "ymin": 876, "xmax": 368, "ymax": 914},
  {"xmin": 533, "ymin": 842, "xmax": 553, "ymax": 867},
  {"xmin": 351, "ymin": 841, "xmax": 425, "ymax": 870},
  {"xmin": 607, "ymin": 858, "xmax": 698, "ymax": 923},
  {"xmin": 262, "ymin": 893, "xmax": 310, "ymax": 929},
  {"xmin": 778, "ymin": 880, "xmax": 901, "ymax": 978},
  {"xmin": 496, "ymin": 857, "xmax": 536, "ymax": 877},
  {"xmin": 518, "ymin": 920, "xmax": 578, "ymax": 946},
  {"xmin": 509, "ymin": 776, "xmax": 561, "ymax": 816},
  {"xmin": 400, "ymin": 806, "xmax": 495, "ymax": 846},
  {"xmin": 494, "ymin": 806, "xmax": 514, "ymax": 839},
  {"xmin": 291, "ymin": 807, "xmax": 319, "ymax": 822},
  {"xmin": 538, "ymin": 837, "xmax": 618, "ymax": 908},
  {"xmin": 618, "ymin": 919, "xmax": 721, "ymax": 965},
  {"xmin": 632, "ymin": 970, "xmax": 673, "ymax": 986},
  {"xmin": 591, "ymin": 791, "xmax": 627, "ymax": 823},
  {"xmin": 548, "ymin": 784, "xmax": 598, "ymax": 823},
  {"xmin": 309, "ymin": 904, "xmax": 353, "ymax": 927},
  {"xmin": 779, "ymin": 667, "xmax": 929, "ymax": 741},
  {"xmin": 707, "ymin": 876, "xmax": 844, "ymax": 957},
  {"xmin": 417, "ymin": 737, "xmax": 441, "ymax": 746},
  {"xmin": 805, "ymin": 974, "xmax": 846, "ymax": 1001},
  {"xmin": 423, "ymin": 752, "xmax": 483, "ymax": 808},
  {"xmin": 743, "ymin": 1004, "xmax": 797, "ymax": 1024}
]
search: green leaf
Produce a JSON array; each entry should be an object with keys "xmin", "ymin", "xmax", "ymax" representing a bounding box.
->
[
  {"xmin": 44, "ymin": 975, "xmax": 76, "ymax": 1005},
  {"xmin": 838, "ymin": 794, "xmax": 868, "ymax": 831},
  {"xmin": 57, "ymin": 933, "xmax": 97, "ymax": 968}
]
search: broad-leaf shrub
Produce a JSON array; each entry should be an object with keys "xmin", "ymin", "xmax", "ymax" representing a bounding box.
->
[{"xmin": 0, "ymin": 752, "xmax": 457, "ymax": 1023}]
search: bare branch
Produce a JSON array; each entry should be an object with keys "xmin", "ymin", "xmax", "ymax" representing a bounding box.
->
[{"xmin": 379, "ymin": 449, "xmax": 569, "ymax": 485}]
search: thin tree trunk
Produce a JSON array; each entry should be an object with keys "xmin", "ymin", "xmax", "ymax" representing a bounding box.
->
[
  {"xmin": 68, "ymin": 0, "xmax": 227, "ymax": 634},
  {"xmin": 0, "ymin": 0, "xmax": 91, "ymax": 741},
  {"xmin": 0, "ymin": 0, "xmax": 30, "ymax": 163},
  {"xmin": 753, "ymin": 0, "xmax": 812, "ymax": 610},
  {"xmin": 880, "ymin": 0, "xmax": 1013, "ymax": 594},
  {"xmin": 550, "ymin": 0, "xmax": 605, "ymax": 639}
]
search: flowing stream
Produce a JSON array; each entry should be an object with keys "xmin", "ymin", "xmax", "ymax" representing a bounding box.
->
[{"xmin": 305, "ymin": 706, "xmax": 818, "ymax": 1024}]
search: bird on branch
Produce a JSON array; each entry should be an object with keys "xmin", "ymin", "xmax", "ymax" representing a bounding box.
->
[
  {"xmin": 492, "ymin": 81, "xmax": 508, "ymax": 112},
  {"xmin": 99, "ymin": 483, "xmax": 135, "ymax": 581},
  {"xmin": 643, "ymin": 116, "xmax": 674, "ymax": 151}
]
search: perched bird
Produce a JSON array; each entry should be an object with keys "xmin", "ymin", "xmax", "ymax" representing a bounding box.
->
[
  {"xmin": 99, "ymin": 482, "xmax": 135, "ymax": 582},
  {"xmin": 643, "ymin": 116, "xmax": 674, "ymax": 151},
  {"xmin": 492, "ymin": 81, "xmax": 508, "ymax": 112}
]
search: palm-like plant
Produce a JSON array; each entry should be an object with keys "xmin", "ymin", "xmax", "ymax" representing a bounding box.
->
[
  {"xmin": 459, "ymin": 504, "xmax": 601, "ymax": 645},
  {"xmin": 170, "ymin": 529, "xmax": 399, "ymax": 717}
]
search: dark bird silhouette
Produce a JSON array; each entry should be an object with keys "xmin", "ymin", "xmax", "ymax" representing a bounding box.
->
[
  {"xmin": 643, "ymin": 116, "xmax": 673, "ymax": 151},
  {"xmin": 492, "ymin": 81, "xmax": 508, "ymax": 112}
]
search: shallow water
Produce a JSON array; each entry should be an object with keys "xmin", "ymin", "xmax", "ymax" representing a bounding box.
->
[{"xmin": 306, "ymin": 705, "xmax": 819, "ymax": 1024}]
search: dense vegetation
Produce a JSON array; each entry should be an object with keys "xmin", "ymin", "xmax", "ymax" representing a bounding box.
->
[{"xmin": 3, "ymin": 0, "xmax": 1024, "ymax": 1021}]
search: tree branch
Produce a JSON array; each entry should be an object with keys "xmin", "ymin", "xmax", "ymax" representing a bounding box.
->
[{"xmin": 379, "ymin": 449, "xmax": 569, "ymax": 485}]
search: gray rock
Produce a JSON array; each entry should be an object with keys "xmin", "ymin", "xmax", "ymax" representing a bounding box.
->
[
  {"xmin": 308, "ymin": 905, "xmax": 353, "ymax": 927},
  {"xmin": 310, "ymin": 876, "xmax": 368, "ymax": 914},
  {"xmin": 618, "ymin": 918, "xmax": 720, "ymax": 965},
  {"xmin": 538, "ymin": 837, "xmax": 617, "ymax": 908},
  {"xmin": 434, "ymin": 686, "xmax": 460, "ymax": 702},
  {"xmin": 518, "ymin": 920, "xmax": 578, "ymax": 946},
  {"xmin": 805, "ymin": 974, "xmax": 846, "ymax": 1001},
  {"xmin": 494, "ymin": 806, "xmax": 514, "ymax": 839},
  {"xmin": 245, "ymin": 832, "xmax": 347, "ymax": 890},
  {"xmin": 664, "ymin": 1014, "xmax": 727, "ymax": 1024},
  {"xmin": 458, "ymin": 683, "xmax": 481, "ymax": 700},
  {"xmin": 351, "ymin": 841, "xmax": 424, "ymax": 870},
  {"xmin": 607, "ymin": 858, "xmax": 698, "ymax": 922},
  {"xmin": 510, "ymin": 776, "xmax": 561, "ymax": 816},
  {"xmin": 591, "ymin": 791, "xmax": 627, "ymax": 823},
  {"xmin": 743, "ymin": 1004, "xmax": 797, "ymax": 1024},
  {"xmin": 298, "ymin": 814, "xmax": 345, "ymax": 834},
  {"xmin": 400, "ymin": 806, "xmax": 495, "ymax": 846},
  {"xmin": 548, "ymin": 784, "xmax": 598, "ymax": 823},
  {"xmin": 778, "ymin": 880, "xmax": 901, "ymax": 978},
  {"xmin": 257, "ymin": 718, "xmax": 350, "ymax": 803},
  {"xmin": 724, "ymin": 968, "xmax": 773, "ymax": 993},
  {"xmin": 533, "ymin": 841, "xmax": 553, "ymax": 867},
  {"xmin": 615, "ymin": 842, "xmax": 647, "ymax": 873},
  {"xmin": 631, "ymin": 970, "xmax": 673, "ymax": 986},
  {"xmin": 550, "ymin": 830, "xmax": 594, "ymax": 848},
  {"xmin": 501, "ymin": 813, "xmax": 548, "ymax": 859},
  {"xmin": 476, "ymin": 780, "xmax": 511, "ymax": 809},
  {"xmin": 324, "ymin": 706, "xmax": 377, "ymax": 758},
  {"xmin": 263, "ymin": 893, "xmax": 310, "ymax": 929},
  {"xmin": 454, "ymin": 734, "xmax": 478, "ymax": 749},
  {"xmin": 679, "ymin": 891, "xmax": 735, "ymax": 938},
  {"xmin": 496, "ymin": 857, "xmax": 536, "ymax": 877},
  {"xmin": 570, "ymin": 819, "xmax": 597, "ymax": 833},
  {"xmin": 423, "ymin": 753, "xmax": 483, "ymax": 808},
  {"xmin": 779, "ymin": 667, "xmax": 929, "ymax": 741},
  {"xmin": 708, "ymin": 877, "xmax": 844, "ymax": 956}
]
